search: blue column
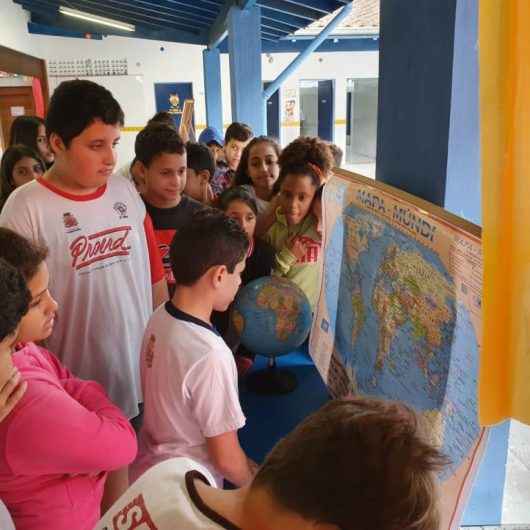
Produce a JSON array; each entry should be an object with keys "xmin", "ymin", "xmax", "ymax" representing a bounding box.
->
[
  {"xmin": 376, "ymin": 0, "xmax": 457, "ymax": 205},
  {"xmin": 227, "ymin": 5, "xmax": 264, "ymax": 134},
  {"xmin": 202, "ymin": 48, "xmax": 223, "ymax": 132},
  {"xmin": 444, "ymin": 0, "xmax": 481, "ymax": 224}
]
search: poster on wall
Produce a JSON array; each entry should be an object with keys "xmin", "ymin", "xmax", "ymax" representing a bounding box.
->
[
  {"xmin": 154, "ymin": 82, "xmax": 194, "ymax": 129},
  {"xmin": 282, "ymin": 88, "xmax": 297, "ymax": 124},
  {"xmin": 310, "ymin": 169, "xmax": 488, "ymax": 530}
]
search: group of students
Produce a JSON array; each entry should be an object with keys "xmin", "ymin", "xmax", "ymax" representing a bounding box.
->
[{"xmin": 0, "ymin": 78, "xmax": 447, "ymax": 530}]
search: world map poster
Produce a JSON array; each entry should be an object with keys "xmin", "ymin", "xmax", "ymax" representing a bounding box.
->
[{"xmin": 309, "ymin": 170, "xmax": 488, "ymax": 529}]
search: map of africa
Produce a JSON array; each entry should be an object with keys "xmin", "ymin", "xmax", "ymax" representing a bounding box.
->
[
  {"xmin": 232, "ymin": 277, "xmax": 313, "ymax": 357},
  {"xmin": 310, "ymin": 172, "xmax": 485, "ymax": 499}
]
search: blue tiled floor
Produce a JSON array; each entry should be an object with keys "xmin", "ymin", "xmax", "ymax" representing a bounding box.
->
[
  {"xmin": 238, "ymin": 348, "xmax": 510, "ymax": 527},
  {"xmin": 238, "ymin": 346, "xmax": 330, "ymax": 463}
]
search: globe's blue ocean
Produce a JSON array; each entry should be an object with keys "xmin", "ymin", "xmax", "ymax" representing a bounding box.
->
[{"xmin": 232, "ymin": 276, "xmax": 313, "ymax": 357}]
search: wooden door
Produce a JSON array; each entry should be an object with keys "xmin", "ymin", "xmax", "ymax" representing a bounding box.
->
[{"xmin": 0, "ymin": 86, "xmax": 35, "ymax": 149}]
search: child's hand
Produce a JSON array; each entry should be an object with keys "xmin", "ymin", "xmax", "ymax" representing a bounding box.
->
[
  {"xmin": 0, "ymin": 367, "xmax": 27, "ymax": 422},
  {"xmin": 288, "ymin": 236, "xmax": 308, "ymax": 261}
]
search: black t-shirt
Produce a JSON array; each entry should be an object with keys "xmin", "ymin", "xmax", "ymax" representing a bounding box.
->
[
  {"xmin": 142, "ymin": 195, "xmax": 204, "ymax": 288},
  {"xmin": 242, "ymin": 238, "xmax": 275, "ymax": 286}
]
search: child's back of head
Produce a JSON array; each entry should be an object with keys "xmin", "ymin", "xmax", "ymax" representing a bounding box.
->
[
  {"xmin": 170, "ymin": 208, "xmax": 249, "ymax": 287},
  {"xmin": 249, "ymin": 397, "xmax": 447, "ymax": 530}
]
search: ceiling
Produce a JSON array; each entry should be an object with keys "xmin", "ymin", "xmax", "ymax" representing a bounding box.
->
[{"xmin": 14, "ymin": 0, "xmax": 359, "ymax": 47}]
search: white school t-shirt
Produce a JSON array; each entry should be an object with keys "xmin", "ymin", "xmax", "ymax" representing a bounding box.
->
[
  {"xmin": 0, "ymin": 176, "xmax": 152, "ymax": 418},
  {"xmin": 132, "ymin": 302, "xmax": 246, "ymax": 487},
  {"xmin": 95, "ymin": 458, "xmax": 238, "ymax": 530}
]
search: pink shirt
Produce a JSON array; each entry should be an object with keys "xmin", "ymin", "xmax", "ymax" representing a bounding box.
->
[{"xmin": 0, "ymin": 343, "xmax": 137, "ymax": 530}]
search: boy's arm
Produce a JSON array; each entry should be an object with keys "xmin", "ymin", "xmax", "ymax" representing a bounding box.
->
[
  {"xmin": 143, "ymin": 214, "xmax": 169, "ymax": 309},
  {"xmin": 206, "ymin": 431, "xmax": 254, "ymax": 486},
  {"xmin": 186, "ymin": 352, "xmax": 247, "ymax": 481}
]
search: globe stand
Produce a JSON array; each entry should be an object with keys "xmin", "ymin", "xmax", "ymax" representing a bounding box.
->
[{"xmin": 245, "ymin": 356, "xmax": 298, "ymax": 395}]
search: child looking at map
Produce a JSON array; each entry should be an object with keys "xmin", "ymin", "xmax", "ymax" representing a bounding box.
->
[{"xmin": 264, "ymin": 138, "xmax": 333, "ymax": 308}]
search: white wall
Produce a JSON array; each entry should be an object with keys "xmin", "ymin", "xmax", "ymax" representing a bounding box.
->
[
  {"xmin": 0, "ymin": 2, "xmax": 38, "ymax": 56},
  {"xmin": 0, "ymin": 2, "xmax": 378, "ymax": 166}
]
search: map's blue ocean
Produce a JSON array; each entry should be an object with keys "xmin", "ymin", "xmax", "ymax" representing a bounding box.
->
[{"xmin": 324, "ymin": 204, "xmax": 480, "ymax": 474}]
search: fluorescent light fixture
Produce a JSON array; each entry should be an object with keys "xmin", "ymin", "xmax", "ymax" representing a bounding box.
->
[{"xmin": 59, "ymin": 6, "xmax": 135, "ymax": 32}]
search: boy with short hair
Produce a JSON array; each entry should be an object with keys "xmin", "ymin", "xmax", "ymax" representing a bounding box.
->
[
  {"xmin": 184, "ymin": 142, "xmax": 215, "ymax": 204},
  {"xmin": 135, "ymin": 125, "xmax": 204, "ymax": 292},
  {"xmin": 115, "ymin": 111, "xmax": 177, "ymax": 190},
  {"xmin": 0, "ymin": 79, "xmax": 166, "ymax": 420},
  {"xmin": 98, "ymin": 396, "xmax": 447, "ymax": 530},
  {"xmin": 131, "ymin": 209, "xmax": 254, "ymax": 488},
  {"xmin": 211, "ymin": 122, "xmax": 253, "ymax": 196}
]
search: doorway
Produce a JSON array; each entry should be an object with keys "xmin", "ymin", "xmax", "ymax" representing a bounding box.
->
[
  {"xmin": 345, "ymin": 78, "xmax": 378, "ymax": 165},
  {"xmin": 299, "ymin": 79, "xmax": 334, "ymax": 141},
  {"xmin": 0, "ymin": 85, "xmax": 35, "ymax": 148},
  {"xmin": 0, "ymin": 45, "xmax": 49, "ymax": 151}
]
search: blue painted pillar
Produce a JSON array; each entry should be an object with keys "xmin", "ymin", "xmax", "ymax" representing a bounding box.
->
[
  {"xmin": 227, "ymin": 5, "xmax": 264, "ymax": 134},
  {"xmin": 202, "ymin": 48, "xmax": 223, "ymax": 131},
  {"xmin": 444, "ymin": 0, "xmax": 481, "ymax": 224},
  {"xmin": 376, "ymin": 0, "xmax": 457, "ymax": 205}
]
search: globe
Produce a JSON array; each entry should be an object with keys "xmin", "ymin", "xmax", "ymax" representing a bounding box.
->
[{"xmin": 231, "ymin": 275, "xmax": 313, "ymax": 361}]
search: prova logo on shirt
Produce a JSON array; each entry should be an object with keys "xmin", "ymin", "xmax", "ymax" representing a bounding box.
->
[{"xmin": 69, "ymin": 226, "xmax": 132, "ymax": 270}]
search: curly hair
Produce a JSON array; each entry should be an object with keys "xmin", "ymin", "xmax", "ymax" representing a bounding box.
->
[
  {"xmin": 280, "ymin": 136, "xmax": 334, "ymax": 177},
  {"xmin": 0, "ymin": 227, "xmax": 49, "ymax": 282},
  {"xmin": 274, "ymin": 136, "xmax": 334, "ymax": 193},
  {"xmin": 234, "ymin": 136, "xmax": 281, "ymax": 187},
  {"xmin": 0, "ymin": 258, "xmax": 30, "ymax": 342}
]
